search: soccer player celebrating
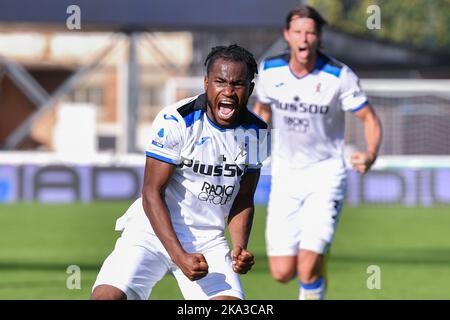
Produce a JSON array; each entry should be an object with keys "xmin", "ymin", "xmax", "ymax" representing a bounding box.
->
[
  {"xmin": 92, "ymin": 44, "xmax": 269, "ymax": 300},
  {"xmin": 253, "ymin": 6, "xmax": 382, "ymax": 300}
]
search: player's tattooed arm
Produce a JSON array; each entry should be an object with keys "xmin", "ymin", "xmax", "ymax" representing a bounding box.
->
[
  {"xmin": 227, "ymin": 170, "xmax": 260, "ymax": 274},
  {"xmin": 142, "ymin": 157, "xmax": 208, "ymax": 281}
]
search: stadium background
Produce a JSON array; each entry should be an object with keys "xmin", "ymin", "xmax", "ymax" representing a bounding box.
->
[{"xmin": 1, "ymin": 0, "xmax": 450, "ymax": 299}]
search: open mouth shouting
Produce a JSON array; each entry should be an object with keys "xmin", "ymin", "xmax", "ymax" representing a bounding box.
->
[
  {"xmin": 218, "ymin": 99, "xmax": 236, "ymax": 121},
  {"xmin": 298, "ymin": 43, "xmax": 310, "ymax": 55},
  {"xmin": 204, "ymin": 58, "xmax": 252, "ymax": 127}
]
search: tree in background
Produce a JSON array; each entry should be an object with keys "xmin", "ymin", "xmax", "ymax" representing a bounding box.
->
[{"xmin": 308, "ymin": 0, "xmax": 450, "ymax": 52}]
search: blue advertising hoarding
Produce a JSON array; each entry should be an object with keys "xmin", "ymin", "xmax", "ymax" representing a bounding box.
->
[{"xmin": 1, "ymin": 163, "xmax": 450, "ymax": 206}]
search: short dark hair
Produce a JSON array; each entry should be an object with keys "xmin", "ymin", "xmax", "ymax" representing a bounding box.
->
[
  {"xmin": 204, "ymin": 44, "xmax": 258, "ymax": 81},
  {"xmin": 285, "ymin": 5, "xmax": 327, "ymax": 33}
]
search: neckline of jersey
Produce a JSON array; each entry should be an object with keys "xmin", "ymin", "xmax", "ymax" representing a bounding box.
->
[
  {"xmin": 288, "ymin": 55, "xmax": 325, "ymax": 80},
  {"xmin": 204, "ymin": 111, "xmax": 248, "ymax": 132},
  {"xmin": 205, "ymin": 112, "xmax": 241, "ymax": 131}
]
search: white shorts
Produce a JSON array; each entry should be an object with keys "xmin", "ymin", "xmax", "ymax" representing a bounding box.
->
[
  {"xmin": 265, "ymin": 158, "xmax": 347, "ymax": 256},
  {"xmin": 93, "ymin": 205, "xmax": 243, "ymax": 300}
]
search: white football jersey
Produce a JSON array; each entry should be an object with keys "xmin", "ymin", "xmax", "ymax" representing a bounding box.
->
[
  {"xmin": 137, "ymin": 94, "xmax": 268, "ymax": 240},
  {"xmin": 256, "ymin": 51, "xmax": 368, "ymax": 170}
]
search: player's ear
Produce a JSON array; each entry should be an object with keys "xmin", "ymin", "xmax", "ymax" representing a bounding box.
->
[
  {"xmin": 283, "ymin": 28, "xmax": 290, "ymax": 43},
  {"xmin": 203, "ymin": 75, "xmax": 208, "ymax": 92}
]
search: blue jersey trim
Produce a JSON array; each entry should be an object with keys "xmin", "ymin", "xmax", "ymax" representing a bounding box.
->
[
  {"xmin": 321, "ymin": 64, "xmax": 342, "ymax": 78},
  {"xmin": 146, "ymin": 151, "xmax": 178, "ymax": 165},
  {"xmin": 184, "ymin": 109, "xmax": 203, "ymax": 127},
  {"xmin": 205, "ymin": 113, "xmax": 246, "ymax": 131},
  {"xmin": 206, "ymin": 114, "xmax": 227, "ymax": 131},
  {"xmin": 351, "ymin": 100, "xmax": 369, "ymax": 113},
  {"xmin": 263, "ymin": 58, "xmax": 288, "ymax": 70}
]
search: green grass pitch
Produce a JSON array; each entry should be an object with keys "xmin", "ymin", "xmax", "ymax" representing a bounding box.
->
[{"xmin": 1, "ymin": 202, "xmax": 450, "ymax": 299}]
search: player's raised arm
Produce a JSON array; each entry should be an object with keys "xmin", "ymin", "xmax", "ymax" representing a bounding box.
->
[
  {"xmin": 142, "ymin": 157, "xmax": 209, "ymax": 281},
  {"xmin": 351, "ymin": 103, "xmax": 382, "ymax": 174},
  {"xmin": 227, "ymin": 170, "xmax": 261, "ymax": 274}
]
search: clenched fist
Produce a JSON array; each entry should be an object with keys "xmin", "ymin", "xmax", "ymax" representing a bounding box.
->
[
  {"xmin": 350, "ymin": 151, "xmax": 377, "ymax": 174},
  {"xmin": 231, "ymin": 246, "xmax": 255, "ymax": 274},
  {"xmin": 176, "ymin": 253, "xmax": 209, "ymax": 281}
]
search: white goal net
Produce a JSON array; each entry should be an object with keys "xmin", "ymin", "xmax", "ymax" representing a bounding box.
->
[{"xmin": 346, "ymin": 79, "xmax": 450, "ymax": 160}]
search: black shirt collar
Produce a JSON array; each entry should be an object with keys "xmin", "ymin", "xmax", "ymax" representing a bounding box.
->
[{"xmin": 194, "ymin": 93, "xmax": 207, "ymax": 110}]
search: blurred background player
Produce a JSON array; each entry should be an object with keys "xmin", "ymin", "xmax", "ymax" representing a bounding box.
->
[
  {"xmin": 92, "ymin": 44, "xmax": 268, "ymax": 300},
  {"xmin": 253, "ymin": 5, "xmax": 382, "ymax": 300},
  {"xmin": 2, "ymin": 0, "xmax": 450, "ymax": 301}
]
